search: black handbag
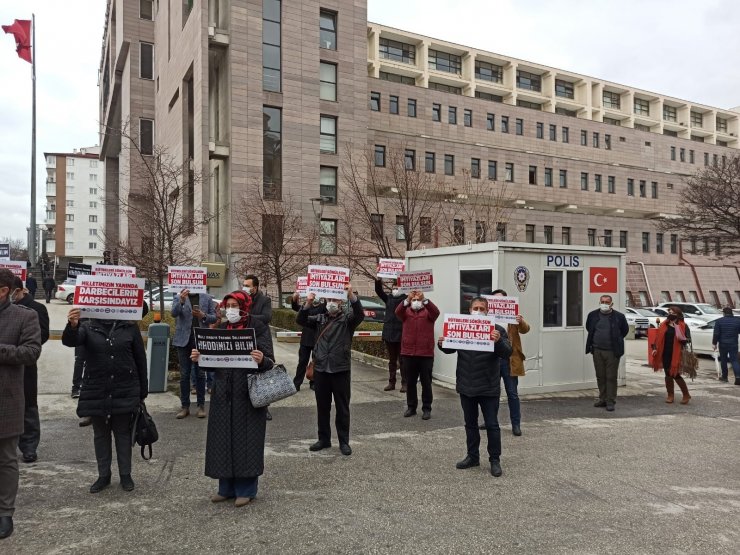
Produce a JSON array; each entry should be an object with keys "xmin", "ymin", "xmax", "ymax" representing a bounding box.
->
[{"xmin": 131, "ymin": 402, "xmax": 159, "ymax": 460}]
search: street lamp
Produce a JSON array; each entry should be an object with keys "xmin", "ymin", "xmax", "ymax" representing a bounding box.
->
[{"xmin": 310, "ymin": 196, "xmax": 331, "ymax": 261}]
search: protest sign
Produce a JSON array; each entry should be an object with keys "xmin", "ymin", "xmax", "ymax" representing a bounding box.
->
[
  {"xmin": 0, "ymin": 260, "xmax": 27, "ymax": 282},
  {"xmin": 442, "ymin": 313, "xmax": 498, "ymax": 352},
  {"xmin": 397, "ymin": 269, "xmax": 434, "ymax": 293},
  {"xmin": 92, "ymin": 264, "xmax": 137, "ymax": 278},
  {"xmin": 376, "ymin": 258, "xmax": 406, "ymax": 279},
  {"xmin": 295, "ymin": 276, "xmax": 308, "ymax": 298},
  {"xmin": 0, "ymin": 243, "xmax": 9, "ymax": 260},
  {"xmin": 482, "ymin": 295, "xmax": 520, "ymax": 325},
  {"xmin": 73, "ymin": 275, "xmax": 146, "ymax": 320},
  {"xmin": 168, "ymin": 266, "xmax": 208, "ymax": 294},
  {"xmin": 67, "ymin": 262, "xmax": 92, "ymax": 281},
  {"xmin": 193, "ymin": 327, "xmax": 258, "ymax": 369},
  {"xmin": 307, "ymin": 265, "xmax": 350, "ymax": 299}
]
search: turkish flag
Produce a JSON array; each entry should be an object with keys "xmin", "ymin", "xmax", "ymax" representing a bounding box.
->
[
  {"xmin": 2, "ymin": 19, "xmax": 32, "ymax": 64},
  {"xmin": 590, "ymin": 267, "xmax": 618, "ymax": 293}
]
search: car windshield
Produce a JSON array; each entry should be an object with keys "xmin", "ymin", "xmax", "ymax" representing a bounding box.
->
[
  {"xmin": 359, "ymin": 297, "xmax": 384, "ymax": 309},
  {"xmin": 696, "ymin": 304, "xmax": 722, "ymax": 314},
  {"xmin": 634, "ymin": 308, "xmax": 659, "ymax": 317}
]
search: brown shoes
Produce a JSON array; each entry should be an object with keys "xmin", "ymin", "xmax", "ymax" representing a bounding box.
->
[
  {"xmin": 210, "ymin": 493, "xmax": 233, "ymax": 503},
  {"xmin": 196, "ymin": 406, "xmax": 207, "ymax": 418},
  {"xmin": 680, "ymin": 394, "xmax": 691, "ymax": 405},
  {"xmin": 383, "ymin": 382, "xmax": 395, "ymax": 391},
  {"xmin": 176, "ymin": 408, "xmax": 190, "ymax": 419},
  {"xmin": 235, "ymin": 497, "xmax": 252, "ymax": 508},
  {"xmin": 400, "ymin": 385, "xmax": 407, "ymax": 393}
]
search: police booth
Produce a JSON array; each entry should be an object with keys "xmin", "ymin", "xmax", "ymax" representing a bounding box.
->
[{"xmin": 406, "ymin": 242, "xmax": 627, "ymax": 394}]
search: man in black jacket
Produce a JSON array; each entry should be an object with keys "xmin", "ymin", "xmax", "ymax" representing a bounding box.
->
[
  {"xmin": 585, "ymin": 295, "xmax": 629, "ymax": 412},
  {"xmin": 291, "ymin": 292, "xmax": 326, "ymax": 391},
  {"xmin": 11, "ymin": 277, "xmax": 49, "ymax": 463},
  {"xmin": 374, "ymin": 278, "xmax": 407, "ymax": 392},
  {"xmin": 42, "ymin": 275, "xmax": 55, "ymax": 304},
  {"xmin": 437, "ymin": 297, "xmax": 512, "ymax": 477},
  {"xmin": 243, "ymin": 274, "xmax": 272, "ymax": 325},
  {"xmin": 297, "ymin": 285, "xmax": 364, "ymax": 456},
  {"xmin": 25, "ymin": 273, "xmax": 37, "ymax": 300},
  {"xmin": 712, "ymin": 307, "xmax": 740, "ymax": 384}
]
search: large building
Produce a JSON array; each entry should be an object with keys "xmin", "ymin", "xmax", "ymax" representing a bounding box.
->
[
  {"xmin": 43, "ymin": 146, "xmax": 106, "ymax": 266},
  {"xmin": 99, "ymin": 0, "xmax": 740, "ymax": 307}
]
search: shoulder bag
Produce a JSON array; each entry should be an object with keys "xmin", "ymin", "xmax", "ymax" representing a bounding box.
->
[{"xmin": 248, "ymin": 363, "xmax": 297, "ymax": 408}]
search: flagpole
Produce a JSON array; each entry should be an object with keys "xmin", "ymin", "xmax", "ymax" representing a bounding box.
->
[{"xmin": 29, "ymin": 13, "xmax": 36, "ymax": 268}]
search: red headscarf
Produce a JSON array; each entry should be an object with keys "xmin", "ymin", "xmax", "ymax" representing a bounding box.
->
[{"xmin": 222, "ymin": 290, "xmax": 252, "ymax": 329}]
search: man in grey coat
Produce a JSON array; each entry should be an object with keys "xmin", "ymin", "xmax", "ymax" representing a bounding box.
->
[{"xmin": 0, "ymin": 268, "xmax": 42, "ymax": 539}]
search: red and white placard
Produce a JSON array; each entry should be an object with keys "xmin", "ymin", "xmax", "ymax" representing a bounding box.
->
[
  {"xmin": 397, "ymin": 270, "xmax": 434, "ymax": 293},
  {"xmin": 92, "ymin": 264, "xmax": 137, "ymax": 278},
  {"xmin": 0, "ymin": 260, "xmax": 27, "ymax": 282},
  {"xmin": 482, "ymin": 295, "xmax": 520, "ymax": 325},
  {"xmin": 168, "ymin": 266, "xmax": 208, "ymax": 294},
  {"xmin": 377, "ymin": 258, "xmax": 406, "ymax": 279},
  {"xmin": 74, "ymin": 275, "xmax": 146, "ymax": 320},
  {"xmin": 307, "ymin": 265, "xmax": 350, "ymax": 299},
  {"xmin": 296, "ymin": 276, "xmax": 308, "ymax": 298},
  {"xmin": 442, "ymin": 313, "xmax": 498, "ymax": 352}
]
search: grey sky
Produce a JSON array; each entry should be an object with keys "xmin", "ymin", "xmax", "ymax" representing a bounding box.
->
[{"xmin": 1, "ymin": 0, "xmax": 739, "ymax": 243}]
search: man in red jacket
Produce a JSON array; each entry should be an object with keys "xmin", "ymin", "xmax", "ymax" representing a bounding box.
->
[{"xmin": 395, "ymin": 290, "xmax": 440, "ymax": 420}]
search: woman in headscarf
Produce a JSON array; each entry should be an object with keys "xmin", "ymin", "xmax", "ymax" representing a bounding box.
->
[
  {"xmin": 191, "ymin": 291, "xmax": 274, "ymax": 507},
  {"xmin": 651, "ymin": 305, "xmax": 691, "ymax": 404}
]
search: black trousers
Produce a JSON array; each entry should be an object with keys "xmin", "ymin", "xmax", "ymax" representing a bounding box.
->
[
  {"xmin": 385, "ymin": 341, "xmax": 406, "ymax": 385},
  {"xmin": 403, "ymin": 356, "xmax": 434, "ymax": 412},
  {"xmin": 314, "ymin": 370, "xmax": 351, "ymax": 445},
  {"xmin": 18, "ymin": 366, "xmax": 40, "ymax": 455},
  {"xmin": 72, "ymin": 347, "xmax": 85, "ymax": 390},
  {"xmin": 460, "ymin": 394, "xmax": 501, "ymax": 462},
  {"xmin": 44, "ymin": 289, "xmax": 53, "ymax": 303},
  {"xmin": 294, "ymin": 344, "xmax": 314, "ymax": 387},
  {"xmin": 91, "ymin": 414, "xmax": 133, "ymax": 477}
]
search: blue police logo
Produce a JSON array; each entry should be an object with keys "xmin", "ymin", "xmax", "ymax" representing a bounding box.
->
[{"xmin": 514, "ymin": 266, "xmax": 530, "ymax": 293}]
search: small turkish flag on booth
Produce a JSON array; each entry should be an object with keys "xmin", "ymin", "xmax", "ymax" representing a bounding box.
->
[{"xmin": 590, "ymin": 267, "xmax": 618, "ymax": 293}]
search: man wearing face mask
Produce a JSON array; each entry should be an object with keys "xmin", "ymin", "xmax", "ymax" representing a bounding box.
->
[
  {"xmin": 10, "ymin": 277, "xmax": 49, "ymax": 463},
  {"xmin": 585, "ymin": 295, "xmax": 629, "ymax": 412},
  {"xmin": 297, "ymin": 285, "xmax": 364, "ymax": 456},
  {"xmin": 395, "ymin": 290, "xmax": 440, "ymax": 420},
  {"xmin": 374, "ymin": 278, "xmax": 407, "ymax": 392},
  {"xmin": 243, "ymin": 274, "xmax": 272, "ymax": 326},
  {"xmin": 291, "ymin": 291, "xmax": 326, "ymax": 391},
  {"xmin": 0, "ymin": 268, "xmax": 42, "ymax": 539}
]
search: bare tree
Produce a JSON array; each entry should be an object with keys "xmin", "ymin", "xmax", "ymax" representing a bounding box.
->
[
  {"xmin": 0, "ymin": 237, "xmax": 28, "ymax": 260},
  {"xmin": 658, "ymin": 156, "xmax": 740, "ymax": 257}
]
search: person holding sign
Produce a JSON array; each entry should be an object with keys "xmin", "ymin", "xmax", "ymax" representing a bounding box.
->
[
  {"xmin": 296, "ymin": 285, "xmax": 364, "ymax": 456},
  {"xmin": 291, "ymin": 292, "xmax": 326, "ymax": 391},
  {"xmin": 437, "ymin": 297, "xmax": 512, "ymax": 477},
  {"xmin": 190, "ymin": 291, "xmax": 274, "ymax": 507},
  {"xmin": 62, "ymin": 308, "xmax": 149, "ymax": 493},
  {"xmin": 375, "ymin": 278, "xmax": 407, "ymax": 392},
  {"xmin": 395, "ymin": 291, "xmax": 440, "ymax": 420}
]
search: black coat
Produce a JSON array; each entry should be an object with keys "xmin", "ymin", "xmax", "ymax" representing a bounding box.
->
[
  {"xmin": 374, "ymin": 279, "xmax": 405, "ymax": 343},
  {"xmin": 712, "ymin": 316, "xmax": 740, "ymax": 348},
  {"xmin": 585, "ymin": 309, "xmax": 629, "ymax": 358},
  {"xmin": 438, "ymin": 325, "xmax": 512, "ymax": 397},
  {"xmin": 205, "ymin": 316, "xmax": 274, "ymax": 479},
  {"xmin": 25, "ymin": 276, "xmax": 38, "ymax": 295},
  {"xmin": 250, "ymin": 291, "xmax": 273, "ymax": 325},
  {"xmin": 16, "ymin": 294, "xmax": 49, "ymax": 406},
  {"xmin": 62, "ymin": 320, "xmax": 148, "ymax": 418},
  {"xmin": 291, "ymin": 299, "xmax": 326, "ymax": 347}
]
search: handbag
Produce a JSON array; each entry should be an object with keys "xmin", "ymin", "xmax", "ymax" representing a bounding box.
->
[
  {"xmin": 305, "ymin": 319, "xmax": 336, "ymax": 382},
  {"xmin": 679, "ymin": 342, "xmax": 699, "ymax": 381},
  {"xmin": 248, "ymin": 364, "xmax": 297, "ymax": 408},
  {"xmin": 131, "ymin": 402, "xmax": 159, "ymax": 460}
]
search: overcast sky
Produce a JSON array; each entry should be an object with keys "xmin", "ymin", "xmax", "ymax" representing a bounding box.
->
[{"xmin": 1, "ymin": 0, "xmax": 739, "ymax": 244}]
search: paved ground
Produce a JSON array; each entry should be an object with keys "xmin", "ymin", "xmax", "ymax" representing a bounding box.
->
[{"xmin": 4, "ymin": 301, "xmax": 740, "ymax": 554}]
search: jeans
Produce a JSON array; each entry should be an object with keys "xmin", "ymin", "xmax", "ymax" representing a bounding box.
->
[
  {"xmin": 218, "ymin": 477, "xmax": 258, "ymax": 499},
  {"xmin": 178, "ymin": 346, "xmax": 205, "ymax": 407},
  {"xmin": 718, "ymin": 344, "xmax": 740, "ymax": 380},
  {"xmin": 314, "ymin": 370, "xmax": 351, "ymax": 445},
  {"xmin": 460, "ymin": 394, "xmax": 501, "ymax": 462},
  {"xmin": 592, "ymin": 348, "xmax": 619, "ymax": 404},
  {"xmin": 499, "ymin": 359, "xmax": 521, "ymax": 427},
  {"xmin": 294, "ymin": 344, "xmax": 314, "ymax": 387},
  {"xmin": 91, "ymin": 414, "xmax": 133, "ymax": 477},
  {"xmin": 403, "ymin": 356, "xmax": 433, "ymax": 412}
]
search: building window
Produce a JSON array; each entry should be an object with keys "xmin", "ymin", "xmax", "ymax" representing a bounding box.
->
[
  {"xmin": 319, "ymin": 62, "xmax": 337, "ymax": 101},
  {"xmin": 526, "ymin": 225, "xmax": 535, "ymax": 243},
  {"xmin": 642, "ymin": 232, "xmax": 650, "ymax": 253},
  {"xmin": 320, "ymin": 166, "xmax": 337, "ymax": 204},
  {"xmin": 379, "ymin": 37, "xmax": 415, "ymax": 64},
  {"xmin": 555, "ymin": 107, "xmax": 577, "ymax": 117},
  {"xmin": 444, "ymin": 154, "xmax": 454, "ymax": 176},
  {"xmin": 536, "ymin": 122, "xmax": 543, "ymax": 139},
  {"xmin": 89, "ymin": 188, "xmax": 97, "ymax": 195},
  {"xmin": 408, "ymin": 99, "xmax": 417, "ymax": 117},
  {"xmin": 319, "ymin": 219, "xmax": 337, "ymax": 254},
  {"xmin": 515, "ymin": 118, "xmax": 523, "ymax": 135},
  {"xmin": 66, "ymin": 200, "xmax": 74, "ymax": 207},
  {"xmin": 89, "ymin": 174, "xmax": 98, "ymax": 182},
  {"xmin": 580, "ymin": 172, "xmax": 588, "ymax": 191},
  {"xmin": 501, "ymin": 116, "xmax": 509, "ymax": 133},
  {"xmin": 404, "ymin": 149, "xmax": 415, "ymax": 170},
  {"xmin": 689, "ymin": 150, "xmax": 695, "ymax": 164},
  {"xmin": 487, "ymin": 113, "xmax": 495, "ymax": 131},
  {"xmin": 389, "ymin": 95, "xmax": 399, "ymax": 115},
  {"xmin": 555, "ymin": 79, "xmax": 574, "ymax": 99},
  {"xmin": 559, "ymin": 169, "xmax": 567, "ymax": 188},
  {"xmin": 601, "ymin": 229, "xmax": 611, "ymax": 247},
  {"xmin": 594, "ymin": 174, "xmax": 602, "ymax": 192},
  {"xmin": 395, "ymin": 215, "xmax": 407, "ymax": 242},
  {"xmin": 605, "ymin": 134, "xmax": 611, "ymax": 150},
  {"xmin": 432, "ymin": 103, "xmax": 441, "ymax": 122},
  {"xmin": 651, "ymin": 181, "xmax": 658, "ymax": 199},
  {"xmin": 603, "ymin": 90, "xmax": 621, "ymax": 109},
  {"xmin": 487, "ymin": 160, "xmax": 497, "ymax": 180},
  {"xmin": 627, "ymin": 178, "xmax": 634, "ymax": 196},
  {"xmin": 620, "ymin": 230, "xmax": 628, "ymax": 249},
  {"xmin": 505, "ymin": 163, "xmax": 514, "ymax": 182},
  {"xmin": 562, "ymin": 227, "xmax": 571, "ymax": 245},
  {"xmin": 717, "ymin": 117, "xmax": 728, "ymax": 132},
  {"xmin": 549, "ymin": 124, "xmax": 556, "ymax": 141},
  {"xmin": 425, "ymin": 152, "xmax": 435, "ymax": 173},
  {"xmin": 670, "ymin": 234, "xmax": 678, "ymax": 254},
  {"xmin": 428, "ymin": 49, "xmax": 462, "ymax": 74},
  {"xmin": 379, "ymin": 71, "xmax": 415, "ymax": 85},
  {"xmin": 140, "ymin": 0, "xmax": 153, "ymax": 20},
  {"xmin": 140, "ymin": 118, "xmax": 154, "ymax": 155},
  {"xmin": 608, "ymin": 175, "xmax": 615, "ymax": 194},
  {"xmin": 88, "ymin": 242, "xmax": 98, "ymax": 250},
  {"xmin": 428, "ymin": 82, "xmax": 462, "ymax": 95},
  {"xmin": 544, "ymin": 225, "xmax": 553, "ymax": 244},
  {"xmin": 320, "ymin": 115, "xmax": 337, "ymax": 153},
  {"xmin": 471, "ymin": 158, "xmax": 481, "ymax": 178},
  {"xmin": 679, "ymin": 147, "xmax": 685, "ymax": 162},
  {"xmin": 140, "ymin": 42, "xmax": 154, "ymax": 80},
  {"xmin": 528, "ymin": 165, "xmax": 537, "ymax": 185},
  {"xmin": 635, "ymin": 123, "xmax": 651, "ymax": 132},
  {"xmin": 67, "ymin": 158, "xmax": 74, "ymax": 167},
  {"xmin": 656, "ymin": 232, "xmax": 664, "ymax": 254},
  {"xmin": 448, "ymin": 106, "xmax": 457, "ymax": 124},
  {"xmin": 634, "ymin": 97, "xmax": 650, "ymax": 116},
  {"xmin": 370, "ymin": 92, "xmax": 380, "ymax": 111},
  {"xmin": 453, "ymin": 219, "xmax": 465, "ymax": 244},
  {"xmin": 464, "ymin": 109, "xmax": 473, "ymax": 127},
  {"xmin": 562, "ymin": 127, "xmax": 569, "ymax": 143},
  {"xmin": 544, "ymin": 167, "xmax": 552, "ymax": 187},
  {"xmin": 475, "ymin": 60, "xmax": 503, "ymax": 83},
  {"xmin": 690, "ymin": 111, "xmax": 703, "ymax": 128},
  {"xmin": 516, "ymin": 70, "xmax": 541, "ymax": 92},
  {"xmin": 374, "ymin": 145, "xmax": 386, "ymax": 167},
  {"xmin": 476, "ymin": 91, "xmax": 504, "ymax": 103},
  {"xmin": 370, "ymin": 213, "xmax": 384, "ymax": 241},
  {"xmin": 183, "ymin": 0, "xmax": 193, "ymax": 25},
  {"xmin": 319, "ymin": 10, "xmax": 337, "ymax": 50},
  {"xmin": 420, "ymin": 217, "xmax": 432, "ymax": 243},
  {"xmin": 89, "ymin": 215, "xmax": 98, "ymax": 222},
  {"xmin": 604, "ymin": 117, "xmax": 622, "ymax": 126},
  {"xmin": 580, "ymin": 130, "xmax": 587, "ymax": 146},
  {"xmin": 670, "ymin": 146, "xmax": 676, "ymax": 161},
  {"xmin": 639, "ymin": 180, "xmax": 646, "ymax": 197},
  {"xmin": 663, "ymin": 105, "xmax": 677, "ymax": 122},
  {"xmin": 496, "ymin": 223, "xmax": 507, "ymax": 241},
  {"xmin": 65, "ymin": 242, "xmax": 74, "ymax": 250},
  {"xmin": 262, "ymin": 0, "xmax": 281, "ymax": 92},
  {"xmin": 517, "ymin": 99, "xmax": 542, "ymax": 110},
  {"xmin": 593, "ymin": 132, "xmax": 599, "ymax": 148},
  {"xmin": 588, "ymin": 228, "xmax": 596, "ymax": 247},
  {"xmin": 89, "ymin": 228, "xmax": 98, "ymax": 235},
  {"xmin": 475, "ymin": 221, "xmax": 487, "ymax": 243},
  {"xmin": 263, "ymin": 106, "xmax": 282, "ymax": 198}
]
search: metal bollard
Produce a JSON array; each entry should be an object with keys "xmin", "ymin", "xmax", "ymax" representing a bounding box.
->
[{"xmin": 146, "ymin": 322, "xmax": 171, "ymax": 393}]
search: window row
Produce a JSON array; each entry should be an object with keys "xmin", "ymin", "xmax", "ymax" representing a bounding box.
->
[{"xmin": 670, "ymin": 145, "xmax": 728, "ymax": 167}]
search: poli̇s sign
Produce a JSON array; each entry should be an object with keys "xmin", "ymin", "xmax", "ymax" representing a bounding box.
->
[{"xmin": 545, "ymin": 255, "xmax": 580, "ymax": 268}]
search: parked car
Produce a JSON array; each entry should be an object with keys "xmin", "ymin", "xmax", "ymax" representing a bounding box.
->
[
  {"xmin": 647, "ymin": 307, "xmax": 707, "ymax": 329},
  {"xmin": 623, "ymin": 308, "xmax": 650, "ymax": 338},
  {"xmin": 687, "ymin": 319, "xmax": 740, "ymax": 357},
  {"xmin": 656, "ymin": 302, "xmax": 723, "ymax": 323},
  {"xmin": 144, "ymin": 286, "xmax": 174, "ymax": 313},
  {"xmin": 55, "ymin": 279, "xmax": 78, "ymax": 304},
  {"xmin": 625, "ymin": 307, "xmax": 665, "ymax": 329},
  {"xmin": 358, "ymin": 296, "xmax": 386, "ymax": 323}
]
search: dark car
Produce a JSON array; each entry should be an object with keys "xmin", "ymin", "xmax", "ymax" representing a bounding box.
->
[{"xmin": 358, "ymin": 296, "xmax": 386, "ymax": 323}]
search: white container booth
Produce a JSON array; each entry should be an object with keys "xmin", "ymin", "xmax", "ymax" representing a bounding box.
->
[{"xmin": 406, "ymin": 242, "xmax": 627, "ymax": 394}]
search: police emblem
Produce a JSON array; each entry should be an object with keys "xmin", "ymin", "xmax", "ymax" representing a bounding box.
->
[{"xmin": 514, "ymin": 266, "xmax": 530, "ymax": 292}]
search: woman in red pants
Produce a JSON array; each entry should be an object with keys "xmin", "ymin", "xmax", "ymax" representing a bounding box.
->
[{"xmin": 651, "ymin": 306, "xmax": 691, "ymax": 404}]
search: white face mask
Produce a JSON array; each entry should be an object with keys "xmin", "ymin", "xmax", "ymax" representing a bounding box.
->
[
  {"xmin": 599, "ymin": 303, "xmax": 612, "ymax": 313},
  {"xmin": 243, "ymin": 287, "xmax": 257, "ymax": 296},
  {"xmin": 225, "ymin": 308, "xmax": 241, "ymax": 323},
  {"xmin": 392, "ymin": 289, "xmax": 401, "ymax": 297},
  {"xmin": 411, "ymin": 300, "xmax": 423, "ymax": 311},
  {"xmin": 471, "ymin": 309, "xmax": 485, "ymax": 316},
  {"xmin": 326, "ymin": 302, "xmax": 340, "ymax": 314}
]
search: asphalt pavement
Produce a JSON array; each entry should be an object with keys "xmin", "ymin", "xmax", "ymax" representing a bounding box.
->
[{"xmin": 4, "ymin": 300, "xmax": 740, "ymax": 554}]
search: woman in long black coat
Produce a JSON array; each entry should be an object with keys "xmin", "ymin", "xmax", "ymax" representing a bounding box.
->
[
  {"xmin": 191, "ymin": 291, "xmax": 274, "ymax": 507},
  {"xmin": 62, "ymin": 309, "xmax": 148, "ymax": 493}
]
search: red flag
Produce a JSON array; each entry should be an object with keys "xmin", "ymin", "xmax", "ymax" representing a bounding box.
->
[
  {"xmin": 590, "ymin": 267, "xmax": 618, "ymax": 294},
  {"xmin": 2, "ymin": 19, "xmax": 32, "ymax": 64}
]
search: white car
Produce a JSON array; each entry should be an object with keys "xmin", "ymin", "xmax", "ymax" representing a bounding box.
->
[
  {"xmin": 648, "ymin": 307, "xmax": 708, "ymax": 330},
  {"xmin": 656, "ymin": 302, "xmax": 723, "ymax": 323},
  {"xmin": 625, "ymin": 307, "xmax": 664, "ymax": 330},
  {"xmin": 55, "ymin": 279, "xmax": 78, "ymax": 304},
  {"xmin": 688, "ymin": 319, "xmax": 739, "ymax": 357},
  {"xmin": 143, "ymin": 286, "xmax": 175, "ymax": 313},
  {"xmin": 623, "ymin": 308, "xmax": 651, "ymax": 338}
]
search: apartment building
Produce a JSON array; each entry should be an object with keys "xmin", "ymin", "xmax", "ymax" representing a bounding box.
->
[
  {"xmin": 43, "ymin": 146, "xmax": 106, "ymax": 265},
  {"xmin": 99, "ymin": 0, "xmax": 740, "ymax": 307}
]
